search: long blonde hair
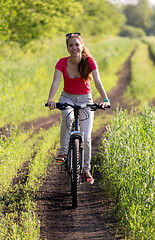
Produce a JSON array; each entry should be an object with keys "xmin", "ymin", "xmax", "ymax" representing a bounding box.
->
[{"xmin": 66, "ymin": 34, "xmax": 93, "ymax": 82}]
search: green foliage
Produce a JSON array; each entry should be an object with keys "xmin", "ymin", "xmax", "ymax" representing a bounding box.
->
[
  {"xmin": 0, "ymin": 0, "xmax": 83, "ymax": 45},
  {"xmin": 119, "ymin": 25, "xmax": 146, "ymax": 38},
  {"xmin": 0, "ymin": 0, "xmax": 126, "ymax": 46},
  {"xmin": 148, "ymin": 6, "xmax": 155, "ymax": 35},
  {"xmin": 123, "ymin": 0, "xmax": 154, "ymax": 34},
  {"xmin": 74, "ymin": 0, "xmax": 125, "ymax": 37},
  {"xmin": 100, "ymin": 107, "xmax": 155, "ymax": 239}
]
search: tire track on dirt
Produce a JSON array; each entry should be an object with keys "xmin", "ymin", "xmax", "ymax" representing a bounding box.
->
[{"xmin": 36, "ymin": 160, "xmax": 118, "ymax": 240}]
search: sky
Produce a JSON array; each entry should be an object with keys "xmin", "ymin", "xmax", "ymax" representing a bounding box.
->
[
  {"xmin": 109, "ymin": 0, "xmax": 155, "ymax": 5},
  {"xmin": 148, "ymin": 0, "xmax": 155, "ymax": 4}
]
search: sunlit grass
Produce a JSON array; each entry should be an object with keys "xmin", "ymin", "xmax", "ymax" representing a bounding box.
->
[
  {"xmin": 124, "ymin": 41, "xmax": 155, "ymax": 108},
  {"xmin": 89, "ymin": 37, "xmax": 137, "ymax": 99},
  {"xmin": 0, "ymin": 124, "xmax": 60, "ymax": 239},
  {"xmin": 0, "ymin": 39, "xmax": 66, "ymax": 127},
  {"xmin": 100, "ymin": 107, "xmax": 155, "ymax": 239},
  {"xmin": 0, "ymin": 37, "xmax": 137, "ymax": 127},
  {"xmin": 143, "ymin": 36, "xmax": 155, "ymax": 58}
]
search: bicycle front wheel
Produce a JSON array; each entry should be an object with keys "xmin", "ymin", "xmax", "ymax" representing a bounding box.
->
[{"xmin": 71, "ymin": 138, "xmax": 80, "ymax": 208}]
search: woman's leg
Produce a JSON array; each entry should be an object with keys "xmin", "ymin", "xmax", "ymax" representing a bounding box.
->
[
  {"xmin": 77, "ymin": 92, "xmax": 94, "ymax": 172},
  {"xmin": 59, "ymin": 91, "xmax": 94, "ymax": 172},
  {"xmin": 59, "ymin": 93, "xmax": 74, "ymax": 155},
  {"xmin": 80, "ymin": 109, "xmax": 94, "ymax": 172}
]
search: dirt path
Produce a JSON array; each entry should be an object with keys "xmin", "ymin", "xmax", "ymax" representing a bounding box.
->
[
  {"xmin": 33, "ymin": 50, "xmax": 136, "ymax": 240},
  {"xmin": 36, "ymin": 160, "xmax": 119, "ymax": 240}
]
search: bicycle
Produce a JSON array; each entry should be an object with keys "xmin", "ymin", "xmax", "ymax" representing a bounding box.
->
[{"xmin": 45, "ymin": 102, "xmax": 110, "ymax": 208}]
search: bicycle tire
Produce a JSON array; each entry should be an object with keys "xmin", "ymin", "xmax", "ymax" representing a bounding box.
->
[{"xmin": 71, "ymin": 138, "xmax": 80, "ymax": 208}]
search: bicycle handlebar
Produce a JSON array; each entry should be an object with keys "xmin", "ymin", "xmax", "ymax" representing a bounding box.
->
[{"xmin": 45, "ymin": 102, "xmax": 110, "ymax": 111}]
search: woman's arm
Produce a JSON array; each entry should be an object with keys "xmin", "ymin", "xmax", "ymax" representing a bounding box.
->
[
  {"xmin": 47, "ymin": 68, "xmax": 62, "ymax": 109},
  {"xmin": 92, "ymin": 69, "xmax": 110, "ymax": 107}
]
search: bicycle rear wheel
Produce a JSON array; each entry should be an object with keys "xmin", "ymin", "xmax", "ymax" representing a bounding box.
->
[{"xmin": 71, "ymin": 138, "xmax": 80, "ymax": 208}]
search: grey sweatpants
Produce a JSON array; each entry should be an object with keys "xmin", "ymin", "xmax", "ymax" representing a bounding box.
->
[{"xmin": 59, "ymin": 91, "xmax": 94, "ymax": 172}]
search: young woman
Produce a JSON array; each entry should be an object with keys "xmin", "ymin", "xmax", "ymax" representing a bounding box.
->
[{"xmin": 47, "ymin": 33, "xmax": 110, "ymax": 184}]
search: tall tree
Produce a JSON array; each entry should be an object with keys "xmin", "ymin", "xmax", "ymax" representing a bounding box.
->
[
  {"xmin": 0, "ymin": 0, "xmax": 83, "ymax": 45},
  {"xmin": 123, "ymin": 0, "xmax": 154, "ymax": 33},
  {"xmin": 73, "ymin": 0, "xmax": 125, "ymax": 36}
]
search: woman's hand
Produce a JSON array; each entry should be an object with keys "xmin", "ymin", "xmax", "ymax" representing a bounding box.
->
[
  {"xmin": 99, "ymin": 100, "xmax": 111, "ymax": 109},
  {"xmin": 47, "ymin": 100, "xmax": 56, "ymax": 110}
]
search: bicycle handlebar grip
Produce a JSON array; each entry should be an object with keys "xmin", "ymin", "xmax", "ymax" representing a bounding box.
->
[
  {"xmin": 95, "ymin": 104, "xmax": 111, "ymax": 110},
  {"xmin": 105, "ymin": 105, "xmax": 111, "ymax": 108},
  {"xmin": 45, "ymin": 102, "xmax": 65, "ymax": 110},
  {"xmin": 45, "ymin": 103, "xmax": 48, "ymax": 107}
]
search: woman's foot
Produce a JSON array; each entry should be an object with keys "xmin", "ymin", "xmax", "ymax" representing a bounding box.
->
[
  {"xmin": 83, "ymin": 171, "xmax": 94, "ymax": 184},
  {"xmin": 55, "ymin": 154, "xmax": 67, "ymax": 162}
]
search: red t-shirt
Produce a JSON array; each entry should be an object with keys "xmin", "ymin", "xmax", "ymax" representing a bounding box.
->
[{"xmin": 55, "ymin": 56, "xmax": 97, "ymax": 94}]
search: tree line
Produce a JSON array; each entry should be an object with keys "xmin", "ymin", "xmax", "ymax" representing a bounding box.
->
[
  {"xmin": 0, "ymin": 0, "xmax": 155, "ymax": 46},
  {"xmin": 120, "ymin": 0, "xmax": 155, "ymax": 37}
]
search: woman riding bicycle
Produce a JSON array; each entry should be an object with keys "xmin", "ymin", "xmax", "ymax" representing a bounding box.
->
[{"xmin": 47, "ymin": 33, "xmax": 110, "ymax": 184}]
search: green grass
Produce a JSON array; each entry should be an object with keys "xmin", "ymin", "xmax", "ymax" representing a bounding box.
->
[
  {"xmin": 0, "ymin": 124, "xmax": 60, "ymax": 239},
  {"xmin": 89, "ymin": 37, "xmax": 137, "ymax": 100},
  {"xmin": 0, "ymin": 39, "xmax": 66, "ymax": 127},
  {"xmin": 100, "ymin": 107, "xmax": 155, "ymax": 239},
  {"xmin": 0, "ymin": 37, "xmax": 136, "ymax": 127},
  {"xmin": 124, "ymin": 41, "xmax": 155, "ymax": 108},
  {"xmin": 142, "ymin": 36, "xmax": 155, "ymax": 58}
]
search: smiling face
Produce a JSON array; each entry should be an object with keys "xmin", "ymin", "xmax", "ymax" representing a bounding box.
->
[{"xmin": 67, "ymin": 37, "xmax": 83, "ymax": 58}]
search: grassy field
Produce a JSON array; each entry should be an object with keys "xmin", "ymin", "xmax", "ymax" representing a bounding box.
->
[
  {"xmin": 0, "ymin": 125, "xmax": 60, "ymax": 239},
  {"xmin": 0, "ymin": 37, "xmax": 136, "ymax": 127},
  {"xmin": 143, "ymin": 36, "xmax": 155, "ymax": 59},
  {"xmin": 124, "ymin": 40, "xmax": 155, "ymax": 108},
  {"xmin": 100, "ymin": 107, "xmax": 154, "ymax": 239},
  {"xmin": 0, "ymin": 36, "xmax": 155, "ymax": 239}
]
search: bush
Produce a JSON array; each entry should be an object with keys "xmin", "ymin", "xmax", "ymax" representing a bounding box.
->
[{"xmin": 119, "ymin": 25, "xmax": 146, "ymax": 38}]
